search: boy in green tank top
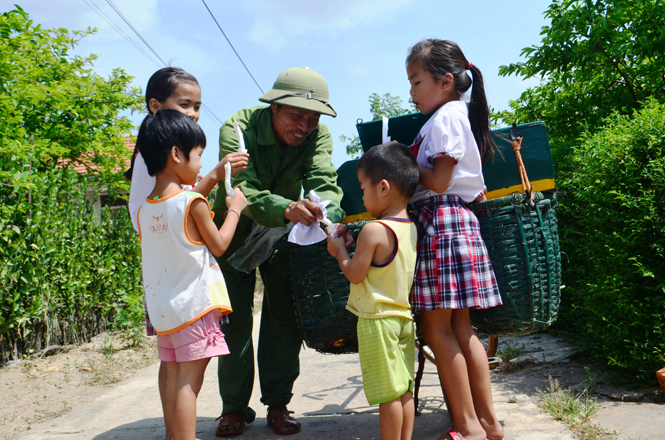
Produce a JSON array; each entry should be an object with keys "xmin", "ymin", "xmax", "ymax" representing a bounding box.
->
[{"xmin": 326, "ymin": 142, "xmax": 420, "ymax": 440}]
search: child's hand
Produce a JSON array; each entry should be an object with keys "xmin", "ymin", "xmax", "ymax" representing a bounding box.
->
[
  {"xmin": 331, "ymin": 223, "xmax": 355, "ymax": 251},
  {"xmin": 221, "ymin": 152, "xmax": 249, "ymax": 177},
  {"xmin": 226, "ymin": 187, "xmax": 247, "ymax": 212},
  {"xmin": 326, "ymin": 232, "xmax": 345, "ymax": 257},
  {"xmin": 473, "ymin": 185, "xmax": 488, "ymax": 203}
]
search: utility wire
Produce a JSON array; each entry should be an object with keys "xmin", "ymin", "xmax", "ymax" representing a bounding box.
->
[
  {"xmin": 105, "ymin": 0, "xmax": 167, "ymax": 66},
  {"xmin": 82, "ymin": 0, "xmax": 162, "ymax": 67},
  {"xmin": 202, "ymin": 105, "xmax": 225, "ymax": 127},
  {"xmin": 200, "ymin": 0, "xmax": 264, "ymax": 94},
  {"xmin": 101, "ymin": 0, "xmax": 224, "ymax": 128}
]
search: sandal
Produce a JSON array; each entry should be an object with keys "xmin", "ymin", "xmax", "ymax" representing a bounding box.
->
[
  {"xmin": 446, "ymin": 428, "xmax": 490, "ymax": 440},
  {"xmin": 267, "ymin": 405, "xmax": 301, "ymax": 436},
  {"xmin": 447, "ymin": 428, "xmax": 464, "ymax": 440},
  {"xmin": 215, "ymin": 413, "xmax": 245, "ymax": 437}
]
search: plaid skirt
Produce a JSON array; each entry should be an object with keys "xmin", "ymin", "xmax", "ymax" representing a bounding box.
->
[{"xmin": 410, "ymin": 195, "xmax": 502, "ymax": 312}]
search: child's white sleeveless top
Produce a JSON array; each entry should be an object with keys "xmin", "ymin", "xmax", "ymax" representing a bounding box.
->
[
  {"xmin": 138, "ymin": 190, "xmax": 232, "ymax": 334},
  {"xmin": 129, "ymin": 153, "xmax": 193, "ymax": 233}
]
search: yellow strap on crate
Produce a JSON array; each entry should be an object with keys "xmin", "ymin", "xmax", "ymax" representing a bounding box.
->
[
  {"xmin": 486, "ymin": 178, "xmax": 555, "ymax": 200},
  {"xmin": 343, "ymin": 212, "xmax": 375, "ymax": 223}
]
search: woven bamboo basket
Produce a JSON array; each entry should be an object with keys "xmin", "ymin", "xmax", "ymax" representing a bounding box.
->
[
  {"xmin": 469, "ymin": 191, "xmax": 562, "ymax": 336},
  {"xmin": 288, "ymin": 192, "xmax": 562, "ymax": 351},
  {"xmin": 289, "ymin": 128, "xmax": 562, "ymax": 350},
  {"xmin": 288, "ymin": 221, "xmax": 367, "ymax": 354}
]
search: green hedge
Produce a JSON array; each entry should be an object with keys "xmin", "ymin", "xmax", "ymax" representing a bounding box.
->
[
  {"xmin": 0, "ymin": 168, "xmax": 143, "ymax": 362},
  {"xmin": 555, "ymin": 99, "xmax": 665, "ymax": 385}
]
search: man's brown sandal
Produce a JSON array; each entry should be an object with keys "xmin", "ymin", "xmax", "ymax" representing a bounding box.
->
[
  {"xmin": 267, "ymin": 405, "xmax": 301, "ymax": 436},
  {"xmin": 215, "ymin": 413, "xmax": 245, "ymax": 437}
]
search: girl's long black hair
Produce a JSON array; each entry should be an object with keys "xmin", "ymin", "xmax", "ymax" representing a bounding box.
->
[
  {"xmin": 124, "ymin": 67, "xmax": 199, "ymax": 180},
  {"xmin": 406, "ymin": 39, "xmax": 496, "ymax": 163}
]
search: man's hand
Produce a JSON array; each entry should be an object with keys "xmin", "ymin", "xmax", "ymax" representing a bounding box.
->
[{"xmin": 284, "ymin": 199, "xmax": 323, "ymax": 226}]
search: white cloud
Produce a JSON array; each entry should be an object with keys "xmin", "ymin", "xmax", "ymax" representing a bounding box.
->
[
  {"xmin": 4, "ymin": 0, "xmax": 159, "ymax": 44},
  {"xmin": 244, "ymin": 0, "xmax": 414, "ymax": 52}
]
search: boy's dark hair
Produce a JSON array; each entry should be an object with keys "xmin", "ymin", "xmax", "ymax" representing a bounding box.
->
[
  {"xmin": 357, "ymin": 141, "xmax": 419, "ymax": 198},
  {"xmin": 407, "ymin": 39, "xmax": 496, "ymax": 164},
  {"xmin": 141, "ymin": 109, "xmax": 206, "ymax": 177},
  {"xmin": 124, "ymin": 67, "xmax": 200, "ymax": 180}
]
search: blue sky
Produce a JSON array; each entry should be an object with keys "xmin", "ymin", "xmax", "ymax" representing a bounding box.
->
[{"xmin": 5, "ymin": 0, "xmax": 551, "ymax": 173}]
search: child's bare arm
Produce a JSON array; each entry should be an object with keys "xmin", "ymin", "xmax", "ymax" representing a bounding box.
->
[
  {"xmin": 190, "ymin": 189, "xmax": 247, "ymax": 257},
  {"xmin": 418, "ymin": 155, "xmax": 455, "ymax": 193},
  {"xmin": 326, "ymin": 222, "xmax": 385, "ymax": 284},
  {"xmin": 192, "ymin": 152, "xmax": 249, "ymax": 197}
]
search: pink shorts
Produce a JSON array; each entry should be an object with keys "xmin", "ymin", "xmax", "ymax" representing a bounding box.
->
[{"xmin": 157, "ymin": 310, "xmax": 230, "ymax": 362}]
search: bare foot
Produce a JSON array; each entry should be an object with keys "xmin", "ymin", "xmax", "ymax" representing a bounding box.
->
[{"xmin": 480, "ymin": 419, "xmax": 504, "ymax": 440}]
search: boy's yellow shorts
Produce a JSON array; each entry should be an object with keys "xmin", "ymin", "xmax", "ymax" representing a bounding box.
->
[{"xmin": 357, "ymin": 316, "xmax": 415, "ymax": 405}]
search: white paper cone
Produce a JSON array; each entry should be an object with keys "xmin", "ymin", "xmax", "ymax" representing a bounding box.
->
[
  {"xmin": 382, "ymin": 116, "xmax": 391, "ymax": 143},
  {"xmin": 233, "ymin": 122, "xmax": 247, "ymax": 153},
  {"xmin": 224, "ymin": 161, "xmax": 234, "ymax": 196}
]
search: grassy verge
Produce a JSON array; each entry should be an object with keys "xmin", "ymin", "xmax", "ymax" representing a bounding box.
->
[{"xmin": 538, "ymin": 376, "xmax": 626, "ymax": 440}]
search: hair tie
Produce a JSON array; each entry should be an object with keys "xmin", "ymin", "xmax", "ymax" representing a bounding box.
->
[{"xmin": 466, "ymin": 62, "xmax": 473, "ymax": 70}]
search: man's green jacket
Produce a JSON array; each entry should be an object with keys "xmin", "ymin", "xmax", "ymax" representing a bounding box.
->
[{"xmin": 211, "ymin": 105, "xmax": 345, "ymax": 260}]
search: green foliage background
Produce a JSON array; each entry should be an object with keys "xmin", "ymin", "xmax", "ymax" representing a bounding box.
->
[
  {"xmin": 0, "ymin": 7, "xmax": 144, "ymax": 361},
  {"xmin": 496, "ymin": 0, "xmax": 665, "ymax": 385},
  {"xmin": 494, "ymin": 0, "xmax": 665, "ymax": 173},
  {"xmin": 0, "ymin": 169, "xmax": 143, "ymax": 361},
  {"xmin": 557, "ymin": 100, "xmax": 665, "ymax": 384}
]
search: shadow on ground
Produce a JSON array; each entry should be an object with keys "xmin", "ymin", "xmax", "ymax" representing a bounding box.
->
[{"xmin": 90, "ymin": 407, "xmax": 454, "ymax": 440}]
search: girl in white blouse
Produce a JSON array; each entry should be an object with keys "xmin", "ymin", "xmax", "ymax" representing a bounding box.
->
[{"xmin": 406, "ymin": 39, "xmax": 504, "ymax": 440}]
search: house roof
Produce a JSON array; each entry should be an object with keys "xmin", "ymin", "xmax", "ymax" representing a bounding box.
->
[{"xmin": 61, "ymin": 135, "xmax": 136, "ymax": 174}]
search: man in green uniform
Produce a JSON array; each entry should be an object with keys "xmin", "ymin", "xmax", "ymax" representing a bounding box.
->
[{"xmin": 211, "ymin": 67, "xmax": 346, "ymax": 437}]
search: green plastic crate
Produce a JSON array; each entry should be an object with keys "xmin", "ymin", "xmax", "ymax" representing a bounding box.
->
[{"xmin": 356, "ymin": 115, "xmax": 556, "ymax": 202}]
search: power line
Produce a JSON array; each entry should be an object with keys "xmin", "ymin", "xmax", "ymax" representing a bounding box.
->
[
  {"xmin": 202, "ymin": 105, "xmax": 225, "ymax": 127},
  {"xmin": 100, "ymin": 0, "xmax": 224, "ymax": 128},
  {"xmin": 105, "ymin": 0, "xmax": 167, "ymax": 66},
  {"xmin": 82, "ymin": 0, "xmax": 162, "ymax": 67},
  {"xmin": 200, "ymin": 0, "xmax": 264, "ymax": 94}
]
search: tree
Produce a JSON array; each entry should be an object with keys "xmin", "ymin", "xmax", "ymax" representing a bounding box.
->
[
  {"xmin": 340, "ymin": 93, "xmax": 415, "ymax": 158},
  {"xmin": 0, "ymin": 7, "xmax": 144, "ymax": 360},
  {"xmin": 495, "ymin": 0, "xmax": 665, "ymax": 164},
  {"xmin": 0, "ymin": 6, "xmax": 142, "ymax": 192},
  {"xmin": 494, "ymin": 0, "xmax": 665, "ymax": 386}
]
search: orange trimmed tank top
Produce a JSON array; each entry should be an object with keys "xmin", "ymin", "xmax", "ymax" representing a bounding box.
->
[{"xmin": 137, "ymin": 191, "xmax": 232, "ymax": 334}]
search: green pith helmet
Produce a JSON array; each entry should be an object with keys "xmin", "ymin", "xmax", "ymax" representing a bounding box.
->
[{"xmin": 259, "ymin": 67, "xmax": 337, "ymax": 117}]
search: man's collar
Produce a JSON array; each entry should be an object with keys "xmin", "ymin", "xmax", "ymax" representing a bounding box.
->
[{"xmin": 256, "ymin": 106, "xmax": 279, "ymax": 146}]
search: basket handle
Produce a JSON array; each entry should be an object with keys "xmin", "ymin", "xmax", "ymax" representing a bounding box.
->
[{"xmin": 511, "ymin": 123, "xmax": 533, "ymax": 202}]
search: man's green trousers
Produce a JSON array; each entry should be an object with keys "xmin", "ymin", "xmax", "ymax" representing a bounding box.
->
[{"xmin": 217, "ymin": 248, "xmax": 302, "ymax": 423}]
